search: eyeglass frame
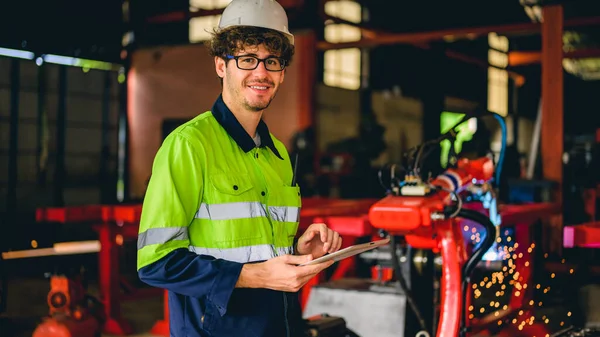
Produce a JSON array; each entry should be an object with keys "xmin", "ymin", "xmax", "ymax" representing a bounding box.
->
[{"xmin": 225, "ymin": 54, "xmax": 288, "ymax": 72}]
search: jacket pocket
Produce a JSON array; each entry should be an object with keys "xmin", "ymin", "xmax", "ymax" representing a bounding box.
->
[
  {"xmin": 209, "ymin": 173, "xmax": 254, "ymax": 197},
  {"xmin": 200, "ymin": 173, "xmax": 265, "ymax": 244}
]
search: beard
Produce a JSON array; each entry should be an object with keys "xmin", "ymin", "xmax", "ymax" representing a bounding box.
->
[
  {"xmin": 242, "ymin": 78, "xmax": 279, "ymax": 112},
  {"xmin": 226, "ymin": 72, "xmax": 279, "ymax": 112},
  {"xmin": 243, "ymin": 90, "xmax": 277, "ymax": 112}
]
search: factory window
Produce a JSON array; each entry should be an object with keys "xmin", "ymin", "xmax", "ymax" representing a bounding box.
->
[
  {"xmin": 487, "ymin": 67, "xmax": 508, "ymax": 117},
  {"xmin": 487, "ymin": 33, "xmax": 509, "ymax": 117},
  {"xmin": 189, "ymin": 0, "xmax": 232, "ymax": 42},
  {"xmin": 323, "ymin": 0, "xmax": 362, "ymax": 90}
]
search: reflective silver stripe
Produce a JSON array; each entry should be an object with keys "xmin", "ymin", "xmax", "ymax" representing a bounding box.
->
[
  {"xmin": 189, "ymin": 244, "xmax": 294, "ymax": 263},
  {"xmin": 269, "ymin": 206, "xmax": 300, "ymax": 223},
  {"xmin": 195, "ymin": 202, "xmax": 267, "ymax": 220},
  {"xmin": 138, "ymin": 227, "xmax": 188, "ymax": 250},
  {"xmin": 195, "ymin": 202, "xmax": 299, "ymax": 223}
]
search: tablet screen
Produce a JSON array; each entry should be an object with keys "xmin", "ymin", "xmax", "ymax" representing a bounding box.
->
[{"xmin": 298, "ymin": 238, "xmax": 391, "ymax": 266}]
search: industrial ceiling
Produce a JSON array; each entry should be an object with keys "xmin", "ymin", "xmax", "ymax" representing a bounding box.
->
[
  {"xmin": 1, "ymin": 0, "xmax": 600, "ymax": 83},
  {"xmin": 1, "ymin": 1, "xmax": 599, "ymax": 68}
]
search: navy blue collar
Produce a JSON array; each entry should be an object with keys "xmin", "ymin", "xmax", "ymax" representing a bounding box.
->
[{"xmin": 211, "ymin": 95, "xmax": 283, "ymax": 160}]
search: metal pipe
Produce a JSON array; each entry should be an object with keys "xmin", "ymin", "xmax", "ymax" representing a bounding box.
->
[
  {"xmin": 1, "ymin": 241, "xmax": 101, "ymax": 260},
  {"xmin": 36, "ymin": 62, "xmax": 48, "ymax": 186},
  {"xmin": 527, "ymin": 100, "xmax": 542, "ymax": 179},
  {"xmin": 54, "ymin": 66, "xmax": 67, "ymax": 206},
  {"xmin": 101, "ymin": 71, "xmax": 111, "ymax": 203},
  {"xmin": 7, "ymin": 59, "xmax": 19, "ymax": 213},
  {"xmin": 117, "ymin": 66, "xmax": 130, "ymax": 202},
  {"xmin": 438, "ymin": 230, "xmax": 461, "ymax": 337}
]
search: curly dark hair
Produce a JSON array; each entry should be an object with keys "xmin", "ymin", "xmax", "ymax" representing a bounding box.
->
[{"xmin": 206, "ymin": 26, "xmax": 295, "ymax": 66}]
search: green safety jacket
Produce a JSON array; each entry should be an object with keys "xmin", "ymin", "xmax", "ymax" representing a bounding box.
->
[{"xmin": 137, "ymin": 95, "xmax": 304, "ymax": 337}]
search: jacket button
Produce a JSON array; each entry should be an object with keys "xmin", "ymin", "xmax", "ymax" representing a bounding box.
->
[
  {"xmin": 261, "ymin": 191, "xmax": 266, "ymax": 196},
  {"xmin": 255, "ymin": 153, "xmax": 259, "ymax": 158},
  {"xmin": 233, "ymin": 185, "xmax": 238, "ymax": 190}
]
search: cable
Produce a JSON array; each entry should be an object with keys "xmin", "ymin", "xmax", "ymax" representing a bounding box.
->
[
  {"xmin": 430, "ymin": 185, "xmax": 463, "ymax": 218},
  {"xmin": 412, "ymin": 111, "xmax": 507, "ymax": 184},
  {"xmin": 413, "ymin": 144, "xmax": 426, "ymax": 176},
  {"xmin": 447, "ymin": 190, "xmax": 463, "ymax": 218},
  {"xmin": 412, "ymin": 118, "xmax": 463, "ymax": 176},
  {"xmin": 377, "ymin": 163, "xmax": 406, "ymax": 194},
  {"xmin": 377, "ymin": 167, "xmax": 388, "ymax": 192},
  {"xmin": 413, "ymin": 139, "xmax": 441, "ymax": 176},
  {"xmin": 454, "ymin": 209, "xmax": 497, "ymax": 337},
  {"xmin": 389, "ymin": 235, "xmax": 429, "ymax": 335},
  {"xmin": 418, "ymin": 145, "xmax": 439, "ymax": 169}
]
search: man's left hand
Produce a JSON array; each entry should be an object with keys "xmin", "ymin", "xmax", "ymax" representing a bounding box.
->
[{"xmin": 296, "ymin": 223, "xmax": 342, "ymax": 258}]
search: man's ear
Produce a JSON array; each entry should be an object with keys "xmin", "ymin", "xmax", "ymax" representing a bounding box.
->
[
  {"xmin": 215, "ymin": 56, "xmax": 226, "ymax": 78},
  {"xmin": 279, "ymin": 69, "xmax": 285, "ymax": 84}
]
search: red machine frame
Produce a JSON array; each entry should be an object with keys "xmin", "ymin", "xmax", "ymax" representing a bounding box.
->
[
  {"xmin": 32, "ymin": 195, "xmax": 562, "ymax": 336},
  {"xmin": 32, "ymin": 171, "xmax": 567, "ymax": 337},
  {"xmin": 34, "ymin": 198, "xmax": 378, "ymax": 336}
]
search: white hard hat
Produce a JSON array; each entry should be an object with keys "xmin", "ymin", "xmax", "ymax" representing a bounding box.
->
[{"xmin": 218, "ymin": 0, "xmax": 294, "ymax": 45}]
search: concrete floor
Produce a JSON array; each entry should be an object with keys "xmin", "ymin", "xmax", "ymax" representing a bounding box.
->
[{"xmin": 2, "ymin": 276, "xmax": 598, "ymax": 337}]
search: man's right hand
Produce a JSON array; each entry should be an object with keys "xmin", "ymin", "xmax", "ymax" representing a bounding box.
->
[{"xmin": 236, "ymin": 254, "xmax": 334, "ymax": 292}]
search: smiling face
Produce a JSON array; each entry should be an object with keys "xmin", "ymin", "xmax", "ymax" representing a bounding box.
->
[{"xmin": 215, "ymin": 44, "xmax": 286, "ymax": 113}]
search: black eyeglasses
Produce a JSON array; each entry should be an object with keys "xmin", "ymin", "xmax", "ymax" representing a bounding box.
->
[{"xmin": 226, "ymin": 55, "xmax": 287, "ymax": 72}]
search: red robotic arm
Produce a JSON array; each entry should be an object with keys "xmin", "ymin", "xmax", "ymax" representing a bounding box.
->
[
  {"xmin": 368, "ymin": 157, "xmax": 495, "ymax": 337},
  {"xmin": 369, "ymin": 157, "xmax": 494, "ymax": 246}
]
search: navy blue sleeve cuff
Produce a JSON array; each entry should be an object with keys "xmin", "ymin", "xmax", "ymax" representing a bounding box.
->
[
  {"xmin": 138, "ymin": 248, "xmax": 244, "ymax": 306},
  {"xmin": 209, "ymin": 261, "xmax": 244, "ymax": 316}
]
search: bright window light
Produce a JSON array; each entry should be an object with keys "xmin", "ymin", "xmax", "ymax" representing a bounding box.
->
[
  {"xmin": 189, "ymin": 0, "xmax": 231, "ymax": 42},
  {"xmin": 190, "ymin": 15, "xmax": 221, "ymax": 42},
  {"xmin": 487, "ymin": 33, "xmax": 509, "ymax": 117},
  {"xmin": 190, "ymin": 0, "xmax": 231, "ymax": 9},
  {"xmin": 324, "ymin": 0, "xmax": 361, "ymax": 23},
  {"xmin": 323, "ymin": 1, "xmax": 362, "ymax": 90}
]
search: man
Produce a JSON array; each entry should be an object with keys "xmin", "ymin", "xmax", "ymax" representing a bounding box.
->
[{"xmin": 136, "ymin": 1, "xmax": 343, "ymax": 336}]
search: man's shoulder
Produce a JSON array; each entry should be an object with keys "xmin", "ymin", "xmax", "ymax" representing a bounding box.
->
[
  {"xmin": 174, "ymin": 111, "xmax": 216, "ymax": 134},
  {"xmin": 167, "ymin": 111, "xmax": 221, "ymax": 141},
  {"xmin": 160, "ymin": 111, "xmax": 220, "ymax": 151}
]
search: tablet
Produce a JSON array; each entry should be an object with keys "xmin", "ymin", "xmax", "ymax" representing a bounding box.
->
[{"xmin": 298, "ymin": 237, "xmax": 391, "ymax": 266}]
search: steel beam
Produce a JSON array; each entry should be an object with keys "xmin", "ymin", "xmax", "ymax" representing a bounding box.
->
[
  {"xmin": 323, "ymin": 14, "xmax": 383, "ymax": 39},
  {"xmin": 317, "ymin": 16, "xmax": 600, "ymax": 50},
  {"xmin": 541, "ymin": 5, "xmax": 564, "ymax": 205},
  {"xmin": 445, "ymin": 49, "xmax": 526, "ymax": 86},
  {"xmin": 325, "ymin": 14, "xmax": 527, "ymax": 84},
  {"xmin": 508, "ymin": 48, "xmax": 600, "ymax": 66},
  {"xmin": 147, "ymin": 0, "xmax": 304, "ymax": 24}
]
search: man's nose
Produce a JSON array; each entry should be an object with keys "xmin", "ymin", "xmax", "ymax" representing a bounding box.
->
[{"xmin": 252, "ymin": 60, "xmax": 270, "ymax": 75}]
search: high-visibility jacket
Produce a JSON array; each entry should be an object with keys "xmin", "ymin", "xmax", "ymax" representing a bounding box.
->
[{"xmin": 137, "ymin": 95, "xmax": 304, "ymax": 337}]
